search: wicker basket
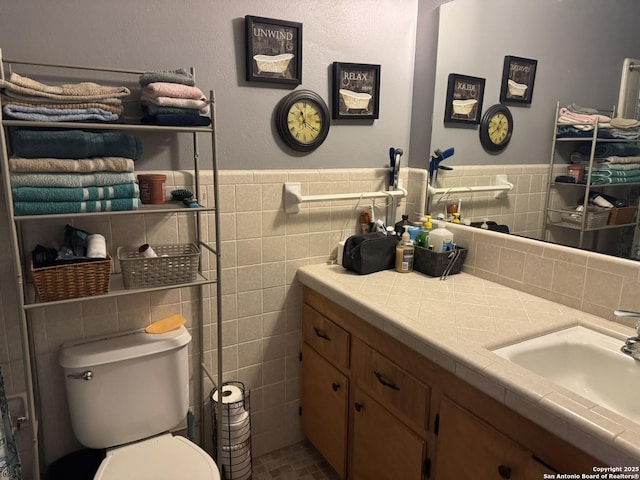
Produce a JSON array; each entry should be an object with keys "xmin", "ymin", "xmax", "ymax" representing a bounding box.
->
[
  {"xmin": 608, "ymin": 206, "xmax": 638, "ymax": 225},
  {"xmin": 117, "ymin": 243, "xmax": 200, "ymax": 289},
  {"xmin": 560, "ymin": 206, "xmax": 610, "ymax": 229},
  {"xmin": 31, "ymin": 256, "xmax": 112, "ymax": 302}
]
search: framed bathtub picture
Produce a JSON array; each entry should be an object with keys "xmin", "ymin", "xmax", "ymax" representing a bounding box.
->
[
  {"xmin": 245, "ymin": 15, "xmax": 302, "ymax": 85},
  {"xmin": 444, "ymin": 73, "xmax": 485, "ymax": 124},
  {"xmin": 332, "ymin": 62, "xmax": 381, "ymax": 120},
  {"xmin": 500, "ymin": 56, "xmax": 537, "ymax": 104}
]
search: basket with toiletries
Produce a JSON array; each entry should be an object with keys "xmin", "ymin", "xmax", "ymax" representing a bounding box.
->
[
  {"xmin": 413, "ymin": 245, "xmax": 467, "ymax": 277},
  {"xmin": 30, "ymin": 225, "xmax": 112, "ymax": 302},
  {"xmin": 117, "ymin": 243, "xmax": 200, "ymax": 289},
  {"xmin": 560, "ymin": 206, "xmax": 610, "ymax": 229}
]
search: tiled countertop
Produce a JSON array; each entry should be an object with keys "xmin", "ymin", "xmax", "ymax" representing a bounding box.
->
[{"xmin": 297, "ymin": 263, "xmax": 640, "ymax": 467}]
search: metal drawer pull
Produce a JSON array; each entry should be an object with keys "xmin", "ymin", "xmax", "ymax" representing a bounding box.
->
[
  {"xmin": 67, "ymin": 370, "xmax": 93, "ymax": 381},
  {"xmin": 354, "ymin": 402, "xmax": 364, "ymax": 412},
  {"xmin": 313, "ymin": 327, "xmax": 331, "ymax": 341},
  {"xmin": 332, "ymin": 382, "xmax": 340, "ymax": 391},
  {"xmin": 498, "ymin": 465, "xmax": 511, "ymax": 479},
  {"xmin": 374, "ymin": 370, "xmax": 400, "ymax": 391}
]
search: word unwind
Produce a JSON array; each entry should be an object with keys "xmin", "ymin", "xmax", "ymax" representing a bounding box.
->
[{"xmin": 252, "ymin": 26, "xmax": 293, "ymax": 41}]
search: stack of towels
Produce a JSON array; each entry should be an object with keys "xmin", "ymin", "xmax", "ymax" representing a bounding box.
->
[
  {"xmin": 139, "ymin": 68, "xmax": 211, "ymax": 126},
  {"xmin": 0, "ymin": 72, "xmax": 130, "ymax": 122},
  {"xmin": 556, "ymin": 104, "xmax": 639, "ymax": 140},
  {"xmin": 571, "ymin": 142, "xmax": 640, "ymax": 184},
  {"xmin": 0, "ymin": 73, "xmax": 144, "ymax": 216}
]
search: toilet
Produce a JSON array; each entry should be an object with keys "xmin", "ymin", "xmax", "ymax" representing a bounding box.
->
[{"xmin": 58, "ymin": 326, "xmax": 220, "ymax": 480}]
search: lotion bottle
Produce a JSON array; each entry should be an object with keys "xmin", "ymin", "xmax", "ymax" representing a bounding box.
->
[
  {"xmin": 430, "ymin": 221, "xmax": 454, "ymax": 253},
  {"xmin": 395, "ymin": 231, "xmax": 414, "ymax": 273}
]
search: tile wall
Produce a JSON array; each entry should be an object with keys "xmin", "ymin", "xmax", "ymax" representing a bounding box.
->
[{"xmin": 2, "ymin": 164, "xmax": 639, "ymax": 475}]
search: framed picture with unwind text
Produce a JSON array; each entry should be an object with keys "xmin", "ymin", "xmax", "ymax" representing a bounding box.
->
[
  {"xmin": 332, "ymin": 62, "xmax": 381, "ymax": 120},
  {"xmin": 444, "ymin": 73, "xmax": 485, "ymax": 124},
  {"xmin": 500, "ymin": 56, "xmax": 537, "ymax": 105},
  {"xmin": 245, "ymin": 15, "xmax": 302, "ymax": 85}
]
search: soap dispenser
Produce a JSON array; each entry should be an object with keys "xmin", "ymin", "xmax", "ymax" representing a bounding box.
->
[{"xmin": 395, "ymin": 231, "xmax": 414, "ymax": 273}]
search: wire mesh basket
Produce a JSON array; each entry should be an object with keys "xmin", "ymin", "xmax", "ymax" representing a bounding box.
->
[
  {"xmin": 117, "ymin": 243, "xmax": 199, "ymax": 289},
  {"xmin": 211, "ymin": 381, "xmax": 252, "ymax": 480},
  {"xmin": 560, "ymin": 206, "xmax": 610, "ymax": 229}
]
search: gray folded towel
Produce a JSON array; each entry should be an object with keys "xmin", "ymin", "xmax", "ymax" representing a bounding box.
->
[{"xmin": 138, "ymin": 68, "xmax": 195, "ymax": 87}]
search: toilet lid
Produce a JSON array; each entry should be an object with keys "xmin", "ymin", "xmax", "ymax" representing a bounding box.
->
[{"xmin": 94, "ymin": 434, "xmax": 220, "ymax": 480}]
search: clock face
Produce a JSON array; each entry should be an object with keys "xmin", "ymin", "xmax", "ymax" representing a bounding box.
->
[
  {"xmin": 276, "ymin": 90, "xmax": 330, "ymax": 152},
  {"xmin": 479, "ymin": 104, "xmax": 513, "ymax": 152},
  {"xmin": 286, "ymin": 100, "xmax": 323, "ymax": 145}
]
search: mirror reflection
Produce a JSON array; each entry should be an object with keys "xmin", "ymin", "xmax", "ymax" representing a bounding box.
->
[{"xmin": 427, "ymin": 0, "xmax": 640, "ymax": 260}]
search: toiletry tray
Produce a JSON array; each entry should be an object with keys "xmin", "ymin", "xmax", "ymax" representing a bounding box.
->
[
  {"xmin": 608, "ymin": 206, "xmax": 637, "ymax": 225},
  {"xmin": 413, "ymin": 246, "xmax": 467, "ymax": 277},
  {"xmin": 560, "ymin": 206, "xmax": 610, "ymax": 229},
  {"xmin": 31, "ymin": 256, "xmax": 112, "ymax": 302},
  {"xmin": 117, "ymin": 243, "xmax": 200, "ymax": 289}
]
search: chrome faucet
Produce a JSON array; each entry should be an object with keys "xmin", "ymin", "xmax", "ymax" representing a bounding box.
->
[{"xmin": 614, "ymin": 310, "xmax": 640, "ymax": 360}]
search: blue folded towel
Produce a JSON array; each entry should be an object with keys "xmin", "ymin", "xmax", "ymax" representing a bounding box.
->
[
  {"xmin": 14, "ymin": 198, "xmax": 141, "ymax": 216},
  {"xmin": 10, "ymin": 171, "xmax": 136, "ymax": 188},
  {"xmin": 141, "ymin": 114, "xmax": 211, "ymax": 127},
  {"xmin": 3, "ymin": 104, "xmax": 119, "ymax": 122},
  {"xmin": 10, "ymin": 129, "xmax": 143, "ymax": 160},
  {"xmin": 12, "ymin": 183, "xmax": 139, "ymax": 202},
  {"xmin": 576, "ymin": 142, "xmax": 640, "ymax": 158}
]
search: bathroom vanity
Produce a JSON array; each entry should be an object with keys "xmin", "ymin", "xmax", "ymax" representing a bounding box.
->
[{"xmin": 298, "ymin": 264, "xmax": 640, "ymax": 479}]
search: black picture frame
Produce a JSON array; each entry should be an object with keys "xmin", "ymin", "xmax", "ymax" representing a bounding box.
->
[
  {"xmin": 245, "ymin": 15, "xmax": 302, "ymax": 85},
  {"xmin": 500, "ymin": 56, "xmax": 537, "ymax": 105},
  {"xmin": 444, "ymin": 73, "xmax": 485, "ymax": 124},
  {"xmin": 332, "ymin": 62, "xmax": 381, "ymax": 120}
]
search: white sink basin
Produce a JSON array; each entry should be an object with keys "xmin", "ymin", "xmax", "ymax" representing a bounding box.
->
[{"xmin": 493, "ymin": 326, "xmax": 640, "ymax": 422}]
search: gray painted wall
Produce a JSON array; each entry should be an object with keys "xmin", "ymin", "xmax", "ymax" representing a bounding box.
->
[
  {"xmin": 0, "ymin": 0, "xmax": 419, "ymax": 171},
  {"xmin": 427, "ymin": 0, "xmax": 640, "ymax": 166}
]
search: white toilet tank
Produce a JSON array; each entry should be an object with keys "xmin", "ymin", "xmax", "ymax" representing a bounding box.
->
[{"xmin": 59, "ymin": 326, "xmax": 191, "ymax": 449}]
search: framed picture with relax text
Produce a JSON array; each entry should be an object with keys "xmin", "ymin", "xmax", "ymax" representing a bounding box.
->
[
  {"xmin": 245, "ymin": 15, "xmax": 302, "ymax": 85},
  {"xmin": 500, "ymin": 56, "xmax": 537, "ymax": 105},
  {"xmin": 332, "ymin": 62, "xmax": 381, "ymax": 120},
  {"xmin": 444, "ymin": 73, "xmax": 485, "ymax": 124}
]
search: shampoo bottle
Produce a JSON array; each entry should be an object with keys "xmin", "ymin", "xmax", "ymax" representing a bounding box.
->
[
  {"xmin": 395, "ymin": 231, "xmax": 414, "ymax": 273},
  {"xmin": 430, "ymin": 221, "xmax": 454, "ymax": 253}
]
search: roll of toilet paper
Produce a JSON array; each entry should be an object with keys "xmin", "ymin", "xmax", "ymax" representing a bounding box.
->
[
  {"xmin": 212, "ymin": 384, "xmax": 247, "ymax": 419},
  {"xmin": 86, "ymin": 234, "xmax": 107, "ymax": 259},
  {"xmin": 220, "ymin": 420, "xmax": 251, "ymax": 445},
  {"xmin": 221, "ymin": 447, "xmax": 251, "ymax": 480}
]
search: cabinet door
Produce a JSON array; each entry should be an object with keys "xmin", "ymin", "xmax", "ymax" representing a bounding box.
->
[
  {"xmin": 301, "ymin": 343, "xmax": 348, "ymax": 478},
  {"xmin": 351, "ymin": 387, "xmax": 426, "ymax": 480},
  {"xmin": 435, "ymin": 397, "xmax": 555, "ymax": 480}
]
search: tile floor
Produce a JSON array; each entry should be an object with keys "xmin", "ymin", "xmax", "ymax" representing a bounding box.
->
[{"xmin": 252, "ymin": 440, "xmax": 341, "ymax": 480}]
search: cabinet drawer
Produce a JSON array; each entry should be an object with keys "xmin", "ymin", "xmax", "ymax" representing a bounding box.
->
[
  {"xmin": 302, "ymin": 304, "xmax": 350, "ymax": 370},
  {"xmin": 352, "ymin": 338, "xmax": 430, "ymax": 431}
]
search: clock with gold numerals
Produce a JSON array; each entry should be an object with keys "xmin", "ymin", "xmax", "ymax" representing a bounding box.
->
[
  {"xmin": 276, "ymin": 90, "xmax": 330, "ymax": 152},
  {"xmin": 479, "ymin": 104, "xmax": 513, "ymax": 152}
]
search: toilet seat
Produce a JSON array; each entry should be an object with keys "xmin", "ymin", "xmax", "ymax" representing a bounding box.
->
[{"xmin": 94, "ymin": 434, "xmax": 220, "ymax": 480}]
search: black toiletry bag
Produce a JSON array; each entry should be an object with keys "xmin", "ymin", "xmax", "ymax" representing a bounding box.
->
[{"xmin": 342, "ymin": 232, "xmax": 397, "ymax": 275}]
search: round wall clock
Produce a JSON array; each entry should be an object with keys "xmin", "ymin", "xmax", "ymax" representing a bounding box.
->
[
  {"xmin": 275, "ymin": 90, "xmax": 330, "ymax": 152},
  {"xmin": 479, "ymin": 104, "xmax": 513, "ymax": 152}
]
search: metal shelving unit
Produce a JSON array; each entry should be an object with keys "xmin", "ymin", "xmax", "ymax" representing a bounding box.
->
[
  {"xmin": 542, "ymin": 102, "xmax": 640, "ymax": 255},
  {"xmin": 0, "ymin": 50, "xmax": 223, "ymax": 478}
]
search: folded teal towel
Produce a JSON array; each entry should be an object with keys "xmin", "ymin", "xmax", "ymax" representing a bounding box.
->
[
  {"xmin": 10, "ymin": 171, "xmax": 135, "ymax": 188},
  {"xmin": 14, "ymin": 198, "xmax": 141, "ymax": 216},
  {"xmin": 587, "ymin": 169, "xmax": 640, "ymax": 178},
  {"xmin": 12, "ymin": 183, "xmax": 139, "ymax": 202},
  {"xmin": 10, "ymin": 129, "xmax": 143, "ymax": 160}
]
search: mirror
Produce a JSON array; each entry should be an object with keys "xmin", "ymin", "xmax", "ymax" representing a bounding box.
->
[{"xmin": 428, "ymin": 0, "xmax": 640, "ymax": 259}]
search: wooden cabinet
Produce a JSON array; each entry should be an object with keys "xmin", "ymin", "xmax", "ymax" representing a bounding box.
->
[
  {"xmin": 301, "ymin": 344, "xmax": 349, "ymax": 478},
  {"xmin": 434, "ymin": 397, "xmax": 554, "ymax": 480},
  {"xmin": 351, "ymin": 387, "xmax": 426, "ymax": 480},
  {"xmin": 301, "ymin": 287, "xmax": 601, "ymax": 480}
]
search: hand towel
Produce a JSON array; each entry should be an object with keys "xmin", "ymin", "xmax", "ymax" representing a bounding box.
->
[
  {"xmin": 10, "ymin": 171, "xmax": 136, "ymax": 188},
  {"xmin": 142, "ymin": 103, "xmax": 201, "ymax": 116},
  {"xmin": 141, "ymin": 114, "xmax": 211, "ymax": 127},
  {"xmin": 3, "ymin": 104, "xmax": 119, "ymax": 122},
  {"xmin": 142, "ymin": 82, "xmax": 206, "ymax": 100},
  {"xmin": 9, "ymin": 157, "xmax": 135, "ymax": 173},
  {"xmin": 138, "ymin": 68, "xmax": 195, "ymax": 87},
  {"xmin": 0, "ymin": 72, "xmax": 130, "ymax": 101},
  {"xmin": 10, "ymin": 129, "xmax": 143, "ymax": 160},
  {"xmin": 2, "ymin": 93, "xmax": 124, "ymax": 114},
  {"xmin": 12, "ymin": 183, "xmax": 139, "ymax": 202},
  {"xmin": 13, "ymin": 198, "xmax": 141, "ymax": 216},
  {"xmin": 558, "ymin": 107, "xmax": 611, "ymax": 124},
  {"xmin": 140, "ymin": 94, "xmax": 209, "ymax": 114}
]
